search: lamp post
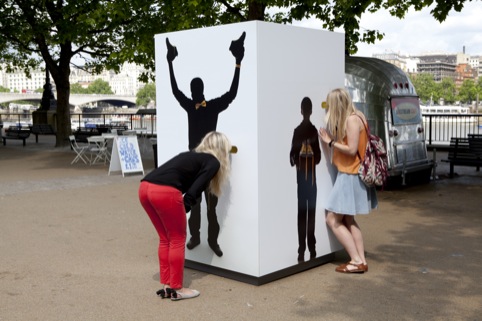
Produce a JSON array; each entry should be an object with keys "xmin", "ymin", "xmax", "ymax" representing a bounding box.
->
[
  {"xmin": 33, "ymin": 67, "xmax": 57, "ymax": 125},
  {"xmin": 40, "ymin": 68, "xmax": 56, "ymax": 111},
  {"xmin": 476, "ymin": 92, "xmax": 479, "ymax": 114}
]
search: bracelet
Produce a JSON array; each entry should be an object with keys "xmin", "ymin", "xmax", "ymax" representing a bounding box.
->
[
  {"xmin": 329, "ymin": 140, "xmax": 334, "ymax": 148},
  {"xmin": 235, "ymin": 64, "xmax": 241, "ymax": 68}
]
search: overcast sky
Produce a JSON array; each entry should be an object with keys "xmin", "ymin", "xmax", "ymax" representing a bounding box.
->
[{"xmin": 294, "ymin": 1, "xmax": 482, "ymax": 57}]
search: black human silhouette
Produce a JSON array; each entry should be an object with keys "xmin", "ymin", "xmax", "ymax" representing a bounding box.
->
[
  {"xmin": 165, "ymin": 32, "xmax": 245, "ymax": 257},
  {"xmin": 289, "ymin": 97, "xmax": 321, "ymax": 262}
]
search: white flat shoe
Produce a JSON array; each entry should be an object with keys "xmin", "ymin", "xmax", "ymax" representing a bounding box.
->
[{"xmin": 171, "ymin": 289, "xmax": 200, "ymax": 301}]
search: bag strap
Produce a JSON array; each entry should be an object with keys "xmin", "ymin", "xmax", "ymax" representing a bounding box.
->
[
  {"xmin": 355, "ymin": 114, "xmax": 370, "ymax": 135},
  {"xmin": 354, "ymin": 114, "xmax": 370, "ymax": 161}
]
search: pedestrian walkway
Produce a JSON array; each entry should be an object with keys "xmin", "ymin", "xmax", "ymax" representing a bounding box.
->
[{"xmin": 1, "ymin": 135, "xmax": 481, "ymax": 321}]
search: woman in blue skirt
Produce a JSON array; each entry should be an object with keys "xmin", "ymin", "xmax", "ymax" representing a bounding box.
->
[{"xmin": 319, "ymin": 88, "xmax": 377, "ymax": 273}]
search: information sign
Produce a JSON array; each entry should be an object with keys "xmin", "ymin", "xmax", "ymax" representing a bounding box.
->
[{"xmin": 109, "ymin": 136, "xmax": 144, "ymax": 176}]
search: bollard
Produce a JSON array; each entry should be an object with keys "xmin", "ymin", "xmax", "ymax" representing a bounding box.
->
[{"xmin": 152, "ymin": 143, "xmax": 157, "ymax": 168}]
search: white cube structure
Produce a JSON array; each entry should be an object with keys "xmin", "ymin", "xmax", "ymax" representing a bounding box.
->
[{"xmin": 154, "ymin": 21, "xmax": 344, "ymax": 284}]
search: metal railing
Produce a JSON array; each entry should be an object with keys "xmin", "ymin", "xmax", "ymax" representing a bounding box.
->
[
  {"xmin": 422, "ymin": 114, "xmax": 482, "ymax": 146},
  {"xmin": 0, "ymin": 111, "xmax": 32, "ymax": 127},
  {"xmin": 2, "ymin": 112, "xmax": 480, "ymax": 145},
  {"xmin": 70, "ymin": 113, "xmax": 157, "ymax": 136},
  {"xmin": 1, "ymin": 112, "xmax": 157, "ymax": 136}
]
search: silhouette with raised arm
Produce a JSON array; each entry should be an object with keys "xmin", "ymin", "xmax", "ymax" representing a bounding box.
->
[
  {"xmin": 165, "ymin": 32, "xmax": 245, "ymax": 257},
  {"xmin": 290, "ymin": 97, "xmax": 321, "ymax": 262}
]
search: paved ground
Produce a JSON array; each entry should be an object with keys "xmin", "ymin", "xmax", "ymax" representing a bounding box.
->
[{"xmin": 1, "ymin": 135, "xmax": 481, "ymax": 321}]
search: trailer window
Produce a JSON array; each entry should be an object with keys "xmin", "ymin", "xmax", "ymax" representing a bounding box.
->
[{"xmin": 390, "ymin": 97, "xmax": 421, "ymax": 125}]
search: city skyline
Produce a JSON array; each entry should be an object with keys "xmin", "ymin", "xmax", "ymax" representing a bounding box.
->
[{"xmin": 0, "ymin": 62, "xmax": 147, "ymax": 96}]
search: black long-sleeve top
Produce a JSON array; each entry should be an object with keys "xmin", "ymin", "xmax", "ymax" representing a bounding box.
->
[{"xmin": 141, "ymin": 151, "xmax": 220, "ymax": 210}]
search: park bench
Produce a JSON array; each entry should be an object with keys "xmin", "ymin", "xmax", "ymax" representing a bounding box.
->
[
  {"xmin": 2, "ymin": 126, "xmax": 31, "ymax": 147},
  {"xmin": 98, "ymin": 124, "xmax": 129, "ymax": 133},
  {"xmin": 468, "ymin": 134, "xmax": 482, "ymax": 157},
  {"xmin": 73, "ymin": 127, "xmax": 101, "ymax": 143},
  {"xmin": 73, "ymin": 124, "xmax": 129, "ymax": 142},
  {"xmin": 109, "ymin": 125, "xmax": 128, "ymax": 134},
  {"xmin": 96, "ymin": 124, "xmax": 111, "ymax": 134},
  {"xmin": 30, "ymin": 124, "xmax": 56, "ymax": 143},
  {"xmin": 442, "ymin": 136, "xmax": 482, "ymax": 178}
]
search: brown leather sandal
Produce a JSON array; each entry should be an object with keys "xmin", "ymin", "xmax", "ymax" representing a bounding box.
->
[{"xmin": 335, "ymin": 262, "xmax": 365, "ymax": 273}]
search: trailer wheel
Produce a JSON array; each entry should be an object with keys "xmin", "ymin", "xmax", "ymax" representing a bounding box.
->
[{"xmin": 405, "ymin": 168, "xmax": 432, "ymax": 186}]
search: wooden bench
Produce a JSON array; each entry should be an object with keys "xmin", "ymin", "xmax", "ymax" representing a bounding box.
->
[
  {"xmin": 2, "ymin": 127, "xmax": 31, "ymax": 147},
  {"xmin": 468, "ymin": 134, "xmax": 482, "ymax": 157},
  {"xmin": 30, "ymin": 124, "xmax": 56, "ymax": 143},
  {"xmin": 441, "ymin": 137, "xmax": 482, "ymax": 177}
]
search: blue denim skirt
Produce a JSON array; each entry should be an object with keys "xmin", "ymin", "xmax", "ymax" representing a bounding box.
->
[{"xmin": 325, "ymin": 172, "xmax": 378, "ymax": 215}]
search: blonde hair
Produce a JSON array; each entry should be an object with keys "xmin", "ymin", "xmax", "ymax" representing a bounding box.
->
[
  {"xmin": 194, "ymin": 131, "xmax": 232, "ymax": 197},
  {"xmin": 325, "ymin": 88, "xmax": 358, "ymax": 142}
]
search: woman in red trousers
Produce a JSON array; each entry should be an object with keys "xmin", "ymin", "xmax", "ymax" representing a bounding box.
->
[{"xmin": 138, "ymin": 131, "xmax": 232, "ymax": 301}]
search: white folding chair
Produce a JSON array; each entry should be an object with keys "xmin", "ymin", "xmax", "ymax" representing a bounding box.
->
[
  {"xmin": 87, "ymin": 136, "xmax": 109, "ymax": 165},
  {"xmin": 101, "ymin": 133, "xmax": 115, "ymax": 160},
  {"xmin": 134, "ymin": 127, "xmax": 148, "ymax": 152},
  {"xmin": 123, "ymin": 130, "xmax": 137, "ymax": 136},
  {"xmin": 69, "ymin": 135, "xmax": 89, "ymax": 165}
]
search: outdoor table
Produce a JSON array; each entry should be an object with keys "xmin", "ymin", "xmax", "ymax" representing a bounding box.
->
[
  {"xmin": 134, "ymin": 128, "xmax": 149, "ymax": 152},
  {"xmin": 122, "ymin": 130, "xmax": 137, "ymax": 136},
  {"xmin": 87, "ymin": 136, "xmax": 110, "ymax": 165}
]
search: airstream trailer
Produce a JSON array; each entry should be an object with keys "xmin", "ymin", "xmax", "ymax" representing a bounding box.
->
[{"xmin": 345, "ymin": 56, "xmax": 433, "ymax": 184}]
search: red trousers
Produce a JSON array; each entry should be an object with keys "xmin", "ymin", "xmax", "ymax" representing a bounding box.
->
[{"xmin": 138, "ymin": 181, "xmax": 186, "ymax": 289}]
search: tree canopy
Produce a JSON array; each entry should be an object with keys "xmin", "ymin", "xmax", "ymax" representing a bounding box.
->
[
  {"xmin": 115, "ymin": 0, "xmax": 473, "ymax": 71},
  {"xmin": 411, "ymin": 74, "xmax": 482, "ymax": 105},
  {"xmin": 86, "ymin": 79, "xmax": 114, "ymax": 95},
  {"xmin": 457, "ymin": 79, "xmax": 478, "ymax": 104},
  {"xmin": 411, "ymin": 73, "xmax": 439, "ymax": 104},
  {"xmin": 70, "ymin": 79, "xmax": 113, "ymax": 95},
  {"xmin": 0, "ymin": 0, "xmax": 474, "ymax": 146},
  {"xmin": 136, "ymin": 83, "xmax": 156, "ymax": 107},
  {"xmin": 0, "ymin": 0, "xmax": 155, "ymax": 146}
]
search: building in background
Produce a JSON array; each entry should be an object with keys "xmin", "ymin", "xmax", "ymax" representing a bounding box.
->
[
  {"xmin": 0, "ymin": 64, "xmax": 8, "ymax": 88},
  {"xmin": 372, "ymin": 51, "xmax": 420, "ymax": 74},
  {"xmin": 416, "ymin": 60, "xmax": 456, "ymax": 82},
  {"xmin": 108, "ymin": 63, "xmax": 146, "ymax": 96},
  {"xmin": 468, "ymin": 56, "xmax": 481, "ymax": 76},
  {"xmin": 0, "ymin": 62, "xmax": 147, "ymax": 95},
  {"xmin": 2, "ymin": 49, "xmax": 480, "ymax": 95},
  {"xmin": 371, "ymin": 47, "xmax": 480, "ymax": 84},
  {"xmin": 454, "ymin": 63, "xmax": 478, "ymax": 87},
  {"xmin": 0, "ymin": 66, "xmax": 45, "ymax": 93}
]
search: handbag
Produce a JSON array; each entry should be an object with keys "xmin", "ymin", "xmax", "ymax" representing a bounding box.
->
[{"xmin": 356, "ymin": 116, "xmax": 388, "ymax": 187}]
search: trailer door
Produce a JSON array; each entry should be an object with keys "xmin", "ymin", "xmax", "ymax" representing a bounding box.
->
[{"xmin": 389, "ymin": 96, "xmax": 429, "ymax": 174}]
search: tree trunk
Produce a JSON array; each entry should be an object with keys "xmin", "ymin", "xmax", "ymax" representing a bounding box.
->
[
  {"xmin": 47, "ymin": 55, "xmax": 71, "ymax": 148},
  {"xmin": 247, "ymin": 1, "xmax": 266, "ymax": 20},
  {"xmin": 54, "ymin": 75, "xmax": 71, "ymax": 148},
  {"xmin": 45, "ymin": 44, "xmax": 72, "ymax": 148}
]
